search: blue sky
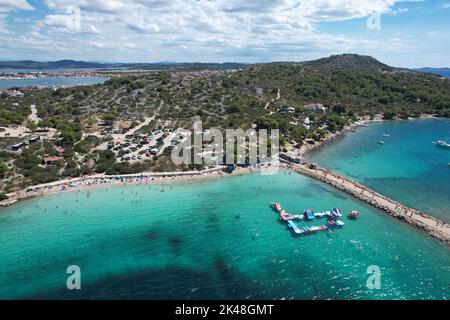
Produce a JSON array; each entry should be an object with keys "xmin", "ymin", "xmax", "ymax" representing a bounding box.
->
[{"xmin": 1, "ymin": 0, "xmax": 450, "ymax": 67}]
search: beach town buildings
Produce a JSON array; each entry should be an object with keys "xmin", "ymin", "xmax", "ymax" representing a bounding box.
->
[
  {"xmin": 28, "ymin": 135, "xmax": 40, "ymax": 144},
  {"xmin": 54, "ymin": 146, "xmax": 65, "ymax": 156},
  {"xmin": 303, "ymin": 117, "xmax": 312, "ymax": 129},
  {"xmin": 7, "ymin": 135, "xmax": 40, "ymax": 152},
  {"xmin": 0, "ymin": 89, "xmax": 24, "ymax": 97},
  {"xmin": 10, "ymin": 142, "xmax": 25, "ymax": 152}
]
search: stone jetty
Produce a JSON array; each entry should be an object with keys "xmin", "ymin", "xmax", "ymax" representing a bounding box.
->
[{"xmin": 293, "ymin": 162, "xmax": 450, "ymax": 245}]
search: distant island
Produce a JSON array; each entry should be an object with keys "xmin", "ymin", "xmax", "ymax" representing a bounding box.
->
[
  {"xmin": 0, "ymin": 60, "xmax": 245, "ymax": 71},
  {"xmin": 416, "ymin": 67, "xmax": 450, "ymax": 78}
]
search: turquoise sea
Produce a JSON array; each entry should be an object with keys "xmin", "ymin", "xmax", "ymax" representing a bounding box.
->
[
  {"xmin": 0, "ymin": 171, "xmax": 449, "ymax": 300},
  {"xmin": 307, "ymin": 119, "xmax": 450, "ymax": 223}
]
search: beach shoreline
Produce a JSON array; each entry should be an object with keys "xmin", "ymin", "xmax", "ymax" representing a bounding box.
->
[
  {"xmin": 2, "ymin": 151, "xmax": 449, "ymax": 245},
  {"xmin": 3, "ymin": 158, "xmax": 449, "ymax": 246},
  {"xmin": 1, "ymin": 114, "xmax": 444, "ymax": 208},
  {"xmin": 0, "ymin": 165, "xmax": 269, "ymax": 208}
]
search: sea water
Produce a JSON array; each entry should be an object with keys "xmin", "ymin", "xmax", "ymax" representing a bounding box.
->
[
  {"xmin": 307, "ymin": 119, "xmax": 450, "ymax": 223},
  {"xmin": 0, "ymin": 172, "xmax": 449, "ymax": 299},
  {"xmin": 0, "ymin": 76, "xmax": 108, "ymax": 89}
]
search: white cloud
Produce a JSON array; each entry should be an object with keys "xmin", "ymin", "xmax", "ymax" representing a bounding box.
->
[
  {"xmin": 0, "ymin": 0, "xmax": 433, "ymax": 63},
  {"xmin": 126, "ymin": 21, "xmax": 160, "ymax": 33},
  {"xmin": 87, "ymin": 24, "xmax": 101, "ymax": 34},
  {"xmin": 43, "ymin": 6, "xmax": 83, "ymax": 33},
  {"xmin": 0, "ymin": 14, "xmax": 8, "ymax": 34},
  {"xmin": 39, "ymin": 0, "xmax": 403, "ymax": 32},
  {"xmin": 0, "ymin": 0, "xmax": 33, "ymax": 13},
  {"xmin": 0, "ymin": 0, "xmax": 33, "ymax": 34},
  {"xmin": 425, "ymin": 31, "xmax": 447, "ymax": 39}
]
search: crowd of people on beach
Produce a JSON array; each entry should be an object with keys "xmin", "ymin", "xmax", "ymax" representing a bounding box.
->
[
  {"xmin": 0, "ymin": 167, "xmax": 228, "ymax": 207},
  {"xmin": 1, "ymin": 158, "xmax": 448, "ymax": 243}
]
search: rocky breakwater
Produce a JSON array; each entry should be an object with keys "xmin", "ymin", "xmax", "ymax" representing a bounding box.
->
[{"xmin": 293, "ymin": 162, "xmax": 450, "ymax": 245}]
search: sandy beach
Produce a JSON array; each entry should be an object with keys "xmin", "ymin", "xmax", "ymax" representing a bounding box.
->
[
  {"xmin": 0, "ymin": 165, "xmax": 268, "ymax": 207},
  {"xmin": 2, "ymin": 114, "xmax": 448, "ymax": 246},
  {"xmin": 2, "ymin": 113, "xmax": 441, "ymax": 208}
]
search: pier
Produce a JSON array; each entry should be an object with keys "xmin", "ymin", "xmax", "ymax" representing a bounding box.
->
[{"xmin": 292, "ymin": 162, "xmax": 450, "ymax": 245}]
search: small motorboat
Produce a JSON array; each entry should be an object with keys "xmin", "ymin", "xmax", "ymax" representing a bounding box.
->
[
  {"xmin": 382, "ymin": 134, "xmax": 390, "ymax": 137},
  {"xmin": 435, "ymin": 140, "xmax": 450, "ymax": 148},
  {"xmin": 379, "ymin": 140, "xmax": 385, "ymax": 145},
  {"xmin": 349, "ymin": 210, "xmax": 360, "ymax": 218},
  {"xmin": 272, "ymin": 202, "xmax": 282, "ymax": 211}
]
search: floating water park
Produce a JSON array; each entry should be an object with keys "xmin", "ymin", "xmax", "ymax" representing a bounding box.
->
[{"xmin": 271, "ymin": 202, "xmax": 346, "ymax": 235}]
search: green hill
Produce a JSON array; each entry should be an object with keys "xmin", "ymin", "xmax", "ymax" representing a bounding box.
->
[{"xmin": 1, "ymin": 54, "xmax": 449, "ymax": 190}]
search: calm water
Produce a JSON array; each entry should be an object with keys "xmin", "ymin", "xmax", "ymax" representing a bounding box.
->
[
  {"xmin": 307, "ymin": 119, "xmax": 450, "ymax": 223},
  {"xmin": 0, "ymin": 172, "xmax": 449, "ymax": 300},
  {"xmin": 0, "ymin": 68, "xmax": 100, "ymax": 74},
  {"xmin": 0, "ymin": 76, "xmax": 108, "ymax": 89}
]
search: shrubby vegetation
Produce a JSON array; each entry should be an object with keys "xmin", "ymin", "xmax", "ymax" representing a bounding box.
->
[
  {"xmin": 1, "ymin": 54, "xmax": 449, "ymax": 191},
  {"xmin": 0, "ymin": 161, "xmax": 8, "ymax": 178},
  {"xmin": 0, "ymin": 106, "xmax": 30, "ymax": 126}
]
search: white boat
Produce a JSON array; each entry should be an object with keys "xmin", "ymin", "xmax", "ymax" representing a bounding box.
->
[
  {"xmin": 435, "ymin": 140, "xmax": 450, "ymax": 148},
  {"xmin": 379, "ymin": 140, "xmax": 385, "ymax": 145},
  {"xmin": 382, "ymin": 134, "xmax": 390, "ymax": 137}
]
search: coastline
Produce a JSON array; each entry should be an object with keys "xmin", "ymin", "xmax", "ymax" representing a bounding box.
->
[
  {"xmin": 1, "ymin": 115, "xmax": 449, "ymax": 245},
  {"xmin": 292, "ymin": 162, "xmax": 450, "ymax": 245},
  {"xmin": 295, "ymin": 114, "xmax": 440, "ymax": 158},
  {"xmin": 3, "ymin": 159, "xmax": 449, "ymax": 246},
  {"xmin": 1, "ymin": 113, "xmax": 443, "ymax": 208},
  {"xmin": 0, "ymin": 165, "xmax": 264, "ymax": 208},
  {"xmin": 290, "ymin": 114, "xmax": 450, "ymax": 245}
]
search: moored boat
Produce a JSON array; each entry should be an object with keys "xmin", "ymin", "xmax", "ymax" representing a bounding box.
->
[
  {"xmin": 273, "ymin": 202, "xmax": 282, "ymax": 211},
  {"xmin": 435, "ymin": 140, "xmax": 450, "ymax": 148},
  {"xmin": 349, "ymin": 210, "xmax": 360, "ymax": 217}
]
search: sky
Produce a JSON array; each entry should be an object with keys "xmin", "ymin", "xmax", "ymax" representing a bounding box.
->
[{"xmin": 0, "ymin": 0, "xmax": 450, "ymax": 67}]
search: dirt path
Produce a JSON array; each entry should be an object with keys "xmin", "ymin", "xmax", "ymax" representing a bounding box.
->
[
  {"xmin": 28, "ymin": 104, "xmax": 40, "ymax": 124},
  {"xmin": 264, "ymin": 88, "xmax": 281, "ymax": 110}
]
